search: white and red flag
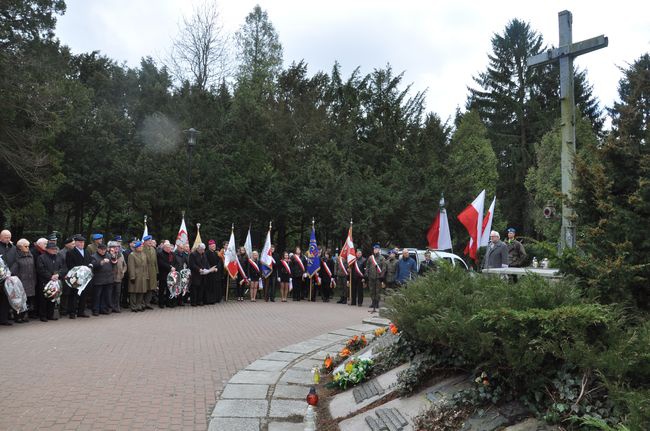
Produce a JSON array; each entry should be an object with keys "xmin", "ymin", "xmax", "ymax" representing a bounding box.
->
[
  {"xmin": 479, "ymin": 196, "xmax": 496, "ymax": 247},
  {"xmin": 426, "ymin": 197, "xmax": 452, "ymax": 250},
  {"xmin": 457, "ymin": 190, "xmax": 486, "ymax": 262},
  {"xmin": 224, "ymin": 228, "xmax": 240, "ymax": 279},
  {"xmin": 176, "ymin": 215, "xmax": 188, "ymax": 247},
  {"xmin": 339, "ymin": 224, "xmax": 356, "ymax": 266}
]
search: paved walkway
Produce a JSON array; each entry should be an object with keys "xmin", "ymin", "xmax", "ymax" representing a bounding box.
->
[
  {"xmin": 209, "ymin": 317, "xmax": 387, "ymax": 430},
  {"xmin": 0, "ymin": 301, "xmax": 369, "ymax": 431}
]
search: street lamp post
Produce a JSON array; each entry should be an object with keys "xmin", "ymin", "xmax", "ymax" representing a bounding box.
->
[{"xmin": 184, "ymin": 128, "xmax": 200, "ymax": 219}]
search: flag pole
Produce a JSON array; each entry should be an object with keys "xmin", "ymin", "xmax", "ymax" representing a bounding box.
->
[
  {"xmin": 440, "ymin": 194, "xmax": 454, "ymax": 254},
  {"xmin": 348, "ymin": 219, "xmax": 353, "ymax": 305},
  {"xmin": 310, "ymin": 218, "xmax": 316, "ymax": 301},
  {"xmin": 226, "ymin": 223, "xmax": 233, "ymax": 302}
]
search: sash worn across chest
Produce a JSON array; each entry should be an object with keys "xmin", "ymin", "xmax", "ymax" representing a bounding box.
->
[{"xmin": 293, "ymin": 255, "xmax": 305, "ymax": 272}]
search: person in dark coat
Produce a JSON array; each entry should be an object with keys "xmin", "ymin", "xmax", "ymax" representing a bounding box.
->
[
  {"xmin": 65, "ymin": 235, "xmax": 93, "ymax": 318},
  {"xmin": 234, "ymin": 247, "xmax": 248, "ymax": 302},
  {"xmin": 11, "ymin": 239, "xmax": 37, "ymax": 323},
  {"xmin": 320, "ymin": 250, "xmax": 335, "ymax": 302},
  {"xmin": 263, "ymin": 244, "xmax": 278, "ymax": 302},
  {"xmin": 172, "ymin": 242, "xmax": 190, "ymax": 306},
  {"xmin": 290, "ymin": 247, "xmax": 307, "ymax": 301},
  {"xmin": 90, "ymin": 244, "xmax": 115, "ymax": 315},
  {"xmin": 278, "ymin": 251, "xmax": 291, "ymax": 302},
  {"xmin": 57, "ymin": 237, "xmax": 74, "ymax": 315},
  {"xmin": 482, "ymin": 230, "xmax": 509, "ymax": 270},
  {"xmin": 0, "ymin": 229, "xmax": 17, "ymax": 325},
  {"xmin": 36, "ymin": 242, "xmax": 66, "ymax": 321},
  {"xmin": 351, "ymin": 249, "xmax": 366, "ymax": 306},
  {"xmin": 121, "ymin": 238, "xmax": 136, "ymax": 309},
  {"xmin": 189, "ymin": 243, "xmax": 209, "ymax": 306},
  {"xmin": 204, "ymin": 240, "xmax": 222, "ymax": 304},
  {"xmin": 157, "ymin": 241, "xmax": 175, "ymax": 308},
  {"xmin": 418, "ymin": 251, "xmax": 438, "ymax": 276}
]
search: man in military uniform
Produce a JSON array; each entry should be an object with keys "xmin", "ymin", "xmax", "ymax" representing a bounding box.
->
[
  {"xmin": 505, "ymin": 227, "xmax": 527, "ymax": 267},
  {"xmin": 142, "ymin": 235, "xmax": 158, "ymax": 310},
  {"xmin": 365, "ymin": 243, "xmax": 386, "ymax": 310},
  {"xmin": 334, "ymin": 249, "xmax": 348, "ymax": 304},
  {"xmin": 384, "ymin": 249, "xmax": 398, "ymax": 291}
]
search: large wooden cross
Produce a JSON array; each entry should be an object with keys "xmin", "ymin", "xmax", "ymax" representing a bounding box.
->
[{"xmin": 527, "ymin": 10, "xmax": 607, "ymax": 250}]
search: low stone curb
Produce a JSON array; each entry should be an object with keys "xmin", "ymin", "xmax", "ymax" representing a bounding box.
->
[{"xmin": 209, "ymin": 318, "xmax": 390, "ymax": 431}]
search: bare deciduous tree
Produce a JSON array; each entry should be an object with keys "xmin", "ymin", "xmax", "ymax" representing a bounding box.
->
[{"xmin": 166, "ymin": 2, "xmax": 231, "ymax": 91}]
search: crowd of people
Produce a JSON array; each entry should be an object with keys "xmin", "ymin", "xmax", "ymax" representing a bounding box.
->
[{"xmin": 0, "ymin": 228, "xmax": 445, "ymax": 327}]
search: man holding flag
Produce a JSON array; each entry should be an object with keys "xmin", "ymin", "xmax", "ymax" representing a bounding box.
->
[
  {"xmin": 305, "ymin": 222, "xmax": 321, "ymax": 302},
  {"xmin": 260, "ymin": 225, "xmax": 277, "ymax": 302}
]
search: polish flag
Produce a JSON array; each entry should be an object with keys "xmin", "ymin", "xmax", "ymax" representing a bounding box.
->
[
  {"xmin": 427, "ymin": 208, "xmax": 452, "ymax": 250},
  {"xmin": 224, "ymin": 229, "xmax": 239, "ymax": 279},
  {"xmin": 176, "ymin": 216, "xmax": 188, "ymax": 246},
  {"xmin": 340, "ymin": 225, "xmax": 356, "ymax": 266},
  {"xmin": 479, "ymin": 196, "xmax": 496, "ymax": 247},
  {"xmin": 457, "ymin": 190, "xmax": 485, "ymax": 261}
]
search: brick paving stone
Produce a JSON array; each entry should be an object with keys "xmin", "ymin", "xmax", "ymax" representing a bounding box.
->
[{"xmin": 0, "ymin": 301, "xmax": 367, "ymax": 431}]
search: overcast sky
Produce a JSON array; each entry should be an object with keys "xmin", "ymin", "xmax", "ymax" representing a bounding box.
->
[{"xmin": 55, "ymin": 0, "xmax": 649, "ymax": 123}]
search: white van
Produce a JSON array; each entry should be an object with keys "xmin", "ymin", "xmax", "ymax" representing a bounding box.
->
[{"xmin": 381, "ymin": 248, "xmax": 469, "ymax": 271}]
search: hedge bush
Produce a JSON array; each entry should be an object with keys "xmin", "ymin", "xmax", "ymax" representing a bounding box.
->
[{"xmin": 383, "ymin": 265, "xmax": 649, "ymax": 428}]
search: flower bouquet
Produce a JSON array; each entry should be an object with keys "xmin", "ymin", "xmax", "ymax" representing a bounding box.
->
[
  {"xmin": 345, "ymin": 334, "xmax": 368, "ymax": 351},
  {"xmin": 167, "ymin": 268, "xmax": 180, "ymax": 298},
  {"xmin": 43, "ymin": 280, "xmax": 62, "ymax": 302},
  {"xmin": 179, "ymin": 268, "xmax": 191, "ymax": 296},
  {"xmin": 4, "ymin": 275, "xmax": 27, "ymax": 313},
  {"xmin": 65, "ymin": 265, "xmax": 93, "ymax": 295},
  {"xmin": 327, "ymin": 358, "xmax": 374, "ymax": 390},
  {"xmin": 0, "ymin": 255, "xmax": 10, "ymax": 282}
]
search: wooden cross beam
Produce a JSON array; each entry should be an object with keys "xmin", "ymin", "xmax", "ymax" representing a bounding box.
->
[{"xmin": 527, "ymin": 10, "xmax": 607, "ymax": 251}]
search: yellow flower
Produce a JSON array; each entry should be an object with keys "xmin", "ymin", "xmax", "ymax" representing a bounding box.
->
[
  {"xmin": 345, "ymin": 362, "xmax": 354, "ymax": 373},
  {"xmin": 333, "ymin": 373, "xmax": 341, "ymax": 382}
]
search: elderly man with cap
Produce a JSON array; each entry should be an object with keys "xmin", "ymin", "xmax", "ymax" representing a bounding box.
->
[
  {"xmin": 36, "ymin": 240, "xmax": 66, "ymax": 321},
  {"xmin": 128, "ymin": 241, "xmax": 148, "ymax": 311},
  {"xmin": 482, "ymin": 230, "xmax": 509, "ymax": 270},
  {"xmin": 65, "ymin": 235, "xmax": 93, "ymax": 318},
  {"xmin": 142, "ymin": 235, "xmax": 158, "ymax": 310},
  {"xmin": 90, "ymin": 243, "xmax": 115, "ymax": 315},
  {"xmin": 107, "ymin": 240, "xmax": 126, "ymax": 313},
  {"xmin": 365, "ymin": 243, "xmax": 386, "ymax": 310},
  {"xmin": 505, "ymin": 228, "xmax": 527, "ymax": 268},
  {"xmin": 86, "ymin": 233, "xmax": 103, "ymax": 255}
]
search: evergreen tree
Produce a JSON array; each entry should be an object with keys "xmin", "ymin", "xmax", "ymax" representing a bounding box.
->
[
  {"xmin": 235, "ymin": 4, "xmax": 283, "ymax": 96},
  {"xmin": 445, "ymin": 111, "xmax": 498, "ymax": 251},
  {"xmin": 468, "ymin": 19, "xmax": 602, "ymax": 234},
  {"xmin": 566, "ymin": 53, "xmax": 650, "ymax": 309}
]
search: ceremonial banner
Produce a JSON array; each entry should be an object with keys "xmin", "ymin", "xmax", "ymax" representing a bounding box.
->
[
  {"xmin": 340, "ymin": 225, "xmax": 356, "ymax": 266},
  {"xmin": 479, "ymin": 196, "xmax": 496, "ymax": 247},
  {"xmin": 457, "ymin": 190, "xmax": 485, "ymax": 261},
  {"xmin": 244, "ymin": 227, "xmax": 253, "ymax": 259},
  {"xmin": 176, "ymin": 215, "xmax": 188, "ymax": 247},
  {"xmin": 261, "ymin": 228, "xmax": 274, "ymax": 278},
  {"xmin": 142, "ymin": 215, "xmax": 148, "ymax": 240},
  {"xmin": 427, "ymin": 207, "xmax": 452, "ymax": 250},
  {"xmin": 225, "ymin": 229, "xmax": 239, "ymax": 279},
  {"xmin": 305, "ymin": 226, "xmax": 320, "ymax": 276},
  {"xmin": 192, "ymin": 223, "xmax": 202, "ymax": 250}
]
